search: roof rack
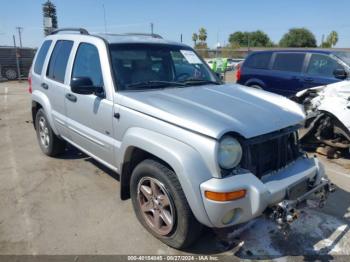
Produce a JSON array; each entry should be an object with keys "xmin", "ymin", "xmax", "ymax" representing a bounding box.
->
[
  {"xmin": 101, "ymin": 33, "xmax": 163, "ymax": 39},
  {"xmin": 124, "ymin": 33, "xmax": 163, "ymax": 39},
  {"xmin": 50, "ymin": 28, "xmax": 89, "ymax": 35}
]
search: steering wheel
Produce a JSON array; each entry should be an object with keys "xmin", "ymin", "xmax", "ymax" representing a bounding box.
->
[{"xmin": 176, "ymin": 73, "xmax": 191, "ymax": 81}]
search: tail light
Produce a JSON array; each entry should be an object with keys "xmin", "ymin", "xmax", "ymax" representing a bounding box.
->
[
  {"xmin": 28, "ymin": 69, "xmax": 32, "ymax": 94},
  {"xmin": 235, "ymin": 63, "xmax": 241, "ymax": 82}
]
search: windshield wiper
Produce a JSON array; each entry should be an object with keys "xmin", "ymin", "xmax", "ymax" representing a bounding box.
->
[
  {"xmin": 126, "ymin": 81, "xmax": 186, "ymax": 89},
  {"xmin": 182, "ymin": 79, "xmax": 221, "ymax": 86}
]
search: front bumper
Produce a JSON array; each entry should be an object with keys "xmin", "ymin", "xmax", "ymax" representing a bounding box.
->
[{"xmin": 200, "ymin": 156, "xmax": 329, "ymax": 228}]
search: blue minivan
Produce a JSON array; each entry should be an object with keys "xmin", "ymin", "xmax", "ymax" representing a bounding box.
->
[{"xmin": 237, "ymin": 50, "xmax": 350, "ymax": 96}]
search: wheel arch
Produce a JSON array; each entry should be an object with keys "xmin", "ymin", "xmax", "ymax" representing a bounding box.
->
[
  {"xmin": 118, "ymin": 127, "xmax": 213, "ymax": 227},
  {"xmin": 318, "ymin": 110, "xmax": 350, "ymax": 139},
  {"xmin": 245, "ymin": 78, "xmax": 266, "ymax": 89},
  {"xmin": 31, "ymin": 91, "xmax": 59, "ymax": 135}
]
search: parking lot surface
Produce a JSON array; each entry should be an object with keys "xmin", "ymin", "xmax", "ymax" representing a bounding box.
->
[{"xmin": 1, "ymin": 81, "xmax": 350, "ymax": 258}]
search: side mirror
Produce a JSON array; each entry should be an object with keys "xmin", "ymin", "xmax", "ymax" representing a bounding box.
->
[
  {"xmin": 333, "ymin": 68, "xmax": 347, "ymax": 80},
  {"xmin": 71, "ymin": 77, "xmax": 104, "ymax": 97}
]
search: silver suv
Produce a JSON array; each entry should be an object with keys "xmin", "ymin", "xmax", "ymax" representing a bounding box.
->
[{"xmin": 30, "ymin": 28, "xmax": 333, "ymax": 249}]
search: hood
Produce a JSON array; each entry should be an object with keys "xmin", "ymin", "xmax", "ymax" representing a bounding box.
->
[{"xmin": 119, "ymin": 84, "xmax": 305, "ymax": 139}]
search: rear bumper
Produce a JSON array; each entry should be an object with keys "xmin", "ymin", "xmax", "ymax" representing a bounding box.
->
[{"xmin": 200, "ymin": 156, "xmax": 327, "ymax": 228}]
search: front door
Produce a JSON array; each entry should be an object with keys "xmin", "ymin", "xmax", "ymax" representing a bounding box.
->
[
  {"xmin": 302, "ymin": 53, "xmax": 345, "ymax": 89},
  {"xmin": 65, "ymin": 42, "xmax": 115, "ymax": 167}
]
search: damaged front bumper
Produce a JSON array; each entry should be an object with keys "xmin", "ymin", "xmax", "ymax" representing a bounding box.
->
[
  {"xmin": 200, "ymin": 156, "xmax": 334, "ymax": 228},
  {"xmin": 265, "ymin": 176, "xmax": 335, "ymax": 227}
]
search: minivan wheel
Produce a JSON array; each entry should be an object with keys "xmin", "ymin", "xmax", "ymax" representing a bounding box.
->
[
  {"xmin": 2, "ymin": 67, "xmax": 17, "ymax": 80},
  {"xmin": 130, "ymin": 159, "xmax": 202, "ymax": 249},
  {"xmin": 35, "ymin": 108, "xmax": 66, "ymax": 156}
]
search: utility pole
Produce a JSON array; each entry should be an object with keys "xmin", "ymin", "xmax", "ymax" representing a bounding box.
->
[
  {"xmin": 150, "ymin": 22, "xmax": 154, "ymax": 35},
  {"xmin": 13, "ymin": 35, "xmax": 21, "ymax": 81},
  {"xmin": 247, "ymin": 34, "xmax": 250, "ymax": 53},
  {"xmin": 16, "ymin": 26, "xmax": 23, "ymax": 48},
  {"xmin": 102, "ymin": 4, "xmax": 107, "ymax": 33},
  {"xmin": 180, "ymin": 34, "xmax": 183, "ymax": 43},
  {"xmin": 321, "ymin": 34, "xmax": 325, "ymax": 47}
]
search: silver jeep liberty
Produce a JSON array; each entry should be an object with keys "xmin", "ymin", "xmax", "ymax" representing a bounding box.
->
[{"xmin": 30, "ymin": 28, "xmax": 334, "ymax": 249}]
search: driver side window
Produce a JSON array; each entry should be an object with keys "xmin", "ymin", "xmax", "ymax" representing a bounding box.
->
[
  {"xmin": 72, "ymin": 43, "xmax": 103, "ymax": 87},
  {"xmin": 306, "ymin": 54, "xmax": 343, "ymax": 77}
]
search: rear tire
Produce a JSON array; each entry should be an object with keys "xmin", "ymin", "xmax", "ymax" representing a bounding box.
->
[
  {"xmin": 249, "ymin": 84, "xmax": 263, "ymax": 90},
  {"xmin": 35, "ymin": 108, "xmax": 66, "ymax": 156},
  {"xmin": 130, "ymin": 159, "xmax": 202, "ymax": 249}
]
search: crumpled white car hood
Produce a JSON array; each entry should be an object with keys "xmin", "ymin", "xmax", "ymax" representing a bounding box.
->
[{"xmin": 297, "ymin": 80, "xmax": 350, "ymax": 131}]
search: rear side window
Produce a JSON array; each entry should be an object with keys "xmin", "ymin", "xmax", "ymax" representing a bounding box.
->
[
  {"xmin": 72, "ymin": 43, "xmax": 103, "ymax": 87},
  {"xmin": 34, "ymin": 40, "xmax": 52, "ymax": 75},
  {"xmin": 272, "ymin": 53, "xmax": 305, "ymax": 73},
  {"xmin": 46, "ymin": 40, "xmax": 73, "ymax": 83},
  {"xmin": 245, "ymin": 52, "xmax": 272, "ymax": 69}
]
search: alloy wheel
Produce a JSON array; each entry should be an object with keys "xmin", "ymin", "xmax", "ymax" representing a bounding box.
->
[
  {"xmin": 137, "ymin": 177, "xmax": 175, "ymax": 236},
  {"xmin": 38, "ymin": 116, "xmax": 50, "ymax": 148}
]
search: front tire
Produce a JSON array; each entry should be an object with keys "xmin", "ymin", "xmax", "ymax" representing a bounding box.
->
[
  {"xmin": 35, "ymin": 108, "xmax": 66, "ymax": 156},
  {"xmin": 130, "ymin": 159, "xmax": 202, "ymax": 249}
]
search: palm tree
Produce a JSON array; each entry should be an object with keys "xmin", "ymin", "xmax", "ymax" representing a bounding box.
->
[
  {"xmin": 198, "ymin": 28, "xmax": 207, "ymax": 43},
  {"xmin": 326, "ymin": 31, "xmax": 339, "ymax": 48},
  {"xmin": 192, "ymin": 33, "xmax": 198, "ymax": 46}
]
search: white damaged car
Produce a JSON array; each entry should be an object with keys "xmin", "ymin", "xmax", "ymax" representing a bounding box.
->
[{"xmin": 294, "ymin": 80, "xmax": 350, "ymax": 156}]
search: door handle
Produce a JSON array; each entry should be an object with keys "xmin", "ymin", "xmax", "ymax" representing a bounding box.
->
[
  {"xmin": 65, "ymin": 93, "xmax": 77, "ymax": 102},
  {"xmin": 41, "ymin": 83, "xmax": 49, "ymax": 89},
  {"xmin": 304, "ymin": 77, "xmax": 314, "ymax": 82}
]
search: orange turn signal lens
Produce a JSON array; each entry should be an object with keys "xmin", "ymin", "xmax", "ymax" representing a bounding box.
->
[{"xmin": 205, "ymin": 189, "xmax": 246, "ymax": 202}]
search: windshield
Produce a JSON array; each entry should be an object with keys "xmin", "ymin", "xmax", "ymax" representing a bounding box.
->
[
  {"xmin": 109, "ymin": 43, "xmax": 218, "ymax": 91},
  {"xmin": 332, "ymin": 51, "xmax": 350, "ymax": 65}
]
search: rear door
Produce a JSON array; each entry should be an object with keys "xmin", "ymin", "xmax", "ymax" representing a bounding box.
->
[
  {"xmin": 269, "ymin": 52, "xmax": 306, "ymax": 96},
  {"xmin": 302, "ymin": 53, "xmax": 345, "ymax": 89},
  {"xmin": 65, "ymin": 42, "xmax": 115, "ymax": 167},
  {"xmin": 43, "ymin": 40, "xmax": 74, "ymax": 138}
]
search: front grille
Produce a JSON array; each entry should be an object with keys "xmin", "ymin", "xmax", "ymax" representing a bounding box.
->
[{"xmin": 240, "ymin": 126, "xmax": 301, "ymax": 179}]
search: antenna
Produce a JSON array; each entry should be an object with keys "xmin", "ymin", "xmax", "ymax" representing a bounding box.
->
[{"xmin": 102, "ymin": 4, "xmax": 107, "ymax": 33}]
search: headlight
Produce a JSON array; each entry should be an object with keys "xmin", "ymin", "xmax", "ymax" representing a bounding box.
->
[{"xmin": 218, "ymin": 136, "xmax": 242, "ymax": 169}]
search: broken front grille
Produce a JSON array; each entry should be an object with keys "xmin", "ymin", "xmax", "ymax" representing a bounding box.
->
[{"xmin": 240, "ymin": 126, "xmax": 302, "ymax": 179}]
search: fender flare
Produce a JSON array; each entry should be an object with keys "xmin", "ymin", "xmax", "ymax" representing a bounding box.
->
[
  {"xmin": 119, "ymin": 127, "xmax": 213, "ymax": 227},
  {"xmin": 31, "ymin": 90, "xmax": 59, "ymax": 135}
]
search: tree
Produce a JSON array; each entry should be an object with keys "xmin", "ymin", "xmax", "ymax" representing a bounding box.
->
[
  {"xmin": 279, "ymin": 28, "xmax": 317, "ymax": 48},
  {"xmin": 194, "ymin": 42, "xmax": 209, "ymax": 58},
  {"xmin": 43, "ymin": 0, "xmax": 58, "ymax": 36},
  {"xmin": 198, "ymin": 27, "xmax": 207, "ymax": 43},
  {"xmin": 326, "ymin": 31, "xmax": 338, "ymax": 47},
  {"xmin": 249, "ymin": 30, "xmax": 273, "ymax": 47},
  {"xmin": 228, "ymin": 30, "xmax": 273, "ymax": 47},
  {"xmin": 192, "ymin": 33, "xmax": 198, "ymax": 46},
  {"xmin": 229, "ymin": 31, "xmax": 248, "ymax": 46}
]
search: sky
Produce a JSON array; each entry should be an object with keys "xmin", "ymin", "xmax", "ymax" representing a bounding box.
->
[{"xmin": 1, "ymin": 0, "xmax": 350, "ymax": 48}]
